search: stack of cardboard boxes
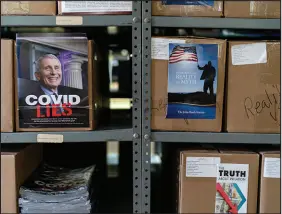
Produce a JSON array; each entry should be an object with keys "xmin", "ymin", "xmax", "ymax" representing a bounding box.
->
[
  {"xmin": 162, "ymin": 145, "xmax": 280, "ymax": 213},
  {"xmin": 1, "ymin": 1, "xmax": 280, "ymax": 17},
  {"xmin": 150, "ymin": 3, "xmax": 280, "ymax": 211},
  {"xmin": 150, "ymin": 1, "xmax": 280, "ymax": 135}
]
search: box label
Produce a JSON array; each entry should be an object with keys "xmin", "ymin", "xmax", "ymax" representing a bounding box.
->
[
  {"xmin": 215, "ymin": 164, "xmax": 249, "ymax": 213},
  {"xmin": 16, "ymin": 33, "xmax": 91, "ymax": 129},
  {"xmin": 61, "ymin": 1, "xmax": 132, "ymax": 13},
  {"xmin": 166, "ymin": 43, "xmax": 218, "ymax": 119},
  {"xmin": 263, "ymin": 157, "xmax": 280, "ymax": 178},
  {"xmin": 151, "ymin": 38, "xmax": 186, "ymax": 60},
  {"xmin": 186, "ymin": 157, "xmax": 221, "ymax": 177},
  {"xmin": 37, "ymin": 134, "xmax": 64, "ymax": 143},
  {"xmin": 231, "ymin": 43, "xmax": 267, "ymax": 65},
  {"xmin": 162, "ymin": 0, "xmax": 214, "ymax": 6},
  {"xmin": 56, "ymin": 16, "xmax": 83, "ymax": 25}
]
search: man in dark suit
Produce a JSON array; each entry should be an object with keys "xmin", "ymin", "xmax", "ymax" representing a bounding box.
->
[
  {"xmin": 18, "ymin": 54, "xmax": 85, "ymax": 127},
  {"xmin": 198, "ymin": 61, "xmax": 216, "ymax": 96},
  {"xmin": 19, "ymin": 54, "xmax": 68, "ymax": 107}
]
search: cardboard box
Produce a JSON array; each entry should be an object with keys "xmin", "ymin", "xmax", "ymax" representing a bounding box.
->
[
  {"xmin": 58, "ymin": 1, "xmax": 132, "ymax": 15},
  {"xmin": 151, "ymin": 37, "xmax": 227, "ymax": 132},
  {"xmin": 1, "ymin": 1, "xmax": 56, "ymax": 15},
  {"xmin": 1, "ymin": 40, "xmax": 14, "ymax": 132},
  {"xmin": 177, "ymin": 148, "xmax": 259, "ymax": 213},
  {"xmin": 15, "ymin": 33, "xmax": 98, "ymax": 131},
  {"xmin": 224, "ymin": 1, "xmax": 280, "ymax": 18},
  {"xmin": 1, "ymin": 144, "xmax": 43, "ymax": 214},
  {"xmin": 226, "ymin": 41, "xmax": 280, "ymax": 133},
  {"xmin": 152, "ymin": 1, "xmax": 223, "ymax": 17},
  {"xmin": 259, "ymin": 151, "xmax": 280, "ymax": 213}
]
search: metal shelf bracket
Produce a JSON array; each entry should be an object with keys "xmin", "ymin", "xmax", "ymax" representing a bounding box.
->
[
  {"xmin": 141, "ymin": 1, "xmax": 152, "ymax": 213},
  {"xmin": 132, "ymin": 1, "xmax": 142, "ymax": 213}
]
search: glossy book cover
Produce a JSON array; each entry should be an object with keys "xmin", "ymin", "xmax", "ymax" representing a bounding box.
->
[
  {"xmin": 162, "ymin": 0, "xmax": 214, "ymax": 6},
  {"xmin": 16, "ymin": 33, "xmax": 92, "ymax": 129},
  {"xmin": 166, "ymin": 43, "xmax": 218, "ymax": 119}
]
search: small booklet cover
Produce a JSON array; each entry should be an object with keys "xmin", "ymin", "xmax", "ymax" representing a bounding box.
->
[
  {"xmin": 20, "ymin": 164, "xmax": 95, "ymax": 194},
  {"xmin": 16, "ymin": 33, "xmax": 91, "ymax": 129},
  {"xmin": 19, "ymin": 164, "xmax": 95, "ymax": 213},
  {"xmin": 162, "ymin": 0, "xmax": 214, "ymax": 6},
  {"xmin": 166, "ymin": 43, "xmax": 218, "ymax": 119}
]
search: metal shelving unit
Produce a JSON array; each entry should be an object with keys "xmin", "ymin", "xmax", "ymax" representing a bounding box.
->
[
  {"xmin": 152, "ymin": 16, "xmax": 281, "ymax": 29},
  {"xmin": 1, "ymin": 129, "xmax": 133, "ymax": 143},
  {"xmin": 1, "ymin": 15, "xmax": 133, "ymax": 26},
  {"xmin": 141, "ymin": 2, "xmax": 152, "ymax": 213},
  {"xmin": 1, "ymin": 2, "xmax": 281, "ymax": 213},
  {"xmin": 141, "ymin": 2, "xmax": 281, "ymax": 213},
  {"xmin": 1, "ymin": 1, "xmax": 142, "ymax": 213},
  {"xmin": 152, "ymin": 132, "xmax": 280, "ymax": 144}
]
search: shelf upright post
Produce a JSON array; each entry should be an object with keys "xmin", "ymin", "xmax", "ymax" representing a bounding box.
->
[
  {"xmin": 141, "ymin": 1, "xmax": 152, "ymax": 213},
  {"xmin": 132, "ymin": 1, "xmax": 143, "ymax": 213}
]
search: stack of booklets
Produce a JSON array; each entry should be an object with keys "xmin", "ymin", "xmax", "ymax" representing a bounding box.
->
[{"xmin": 19, "ymin": 163, "xmax": 95, "ymax": 213}]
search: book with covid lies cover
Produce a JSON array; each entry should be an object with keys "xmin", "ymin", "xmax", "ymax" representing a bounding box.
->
[{"xmin": 15, "ymin": 33, "xmax": 96, "ymax": 131}]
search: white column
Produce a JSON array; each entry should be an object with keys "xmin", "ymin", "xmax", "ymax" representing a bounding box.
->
[{"xmin": 63, "ymin": 55, "xmax": 86, "ymax": 90}]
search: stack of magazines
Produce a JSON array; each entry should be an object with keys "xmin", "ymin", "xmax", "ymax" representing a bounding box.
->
[{"xmin": 19, "ymin": 163, "xmax": 95, "ymax": 213}]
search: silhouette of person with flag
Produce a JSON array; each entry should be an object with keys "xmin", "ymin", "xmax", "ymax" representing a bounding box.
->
[{"xmin": 198, "ymin": 61, "xmax": 216, "ymax": 97}]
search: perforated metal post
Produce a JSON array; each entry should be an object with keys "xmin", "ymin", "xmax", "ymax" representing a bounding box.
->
[
  {"xmin": 141, "ymin": 1, "xmax": 152, "ymax": 213},
  {"xmin": 132, "ymin": 1, "xmax": 142, "ymax": 213}
]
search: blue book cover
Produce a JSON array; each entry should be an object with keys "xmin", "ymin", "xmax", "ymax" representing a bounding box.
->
[
  {"xmin": 166, "ymin": 43, "xmax": 218, "ymax": 119},
  {"xmin": 162, "ymin": 0, "xmax": 214, "ymax": 7}
]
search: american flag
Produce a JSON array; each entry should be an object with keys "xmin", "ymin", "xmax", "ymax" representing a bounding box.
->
[{"xmin": 169, "ymin": 46, "xmax": 198, "ymax": 64}]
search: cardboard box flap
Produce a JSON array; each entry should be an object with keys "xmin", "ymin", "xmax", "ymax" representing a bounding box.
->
[
  {"xmin": 1, "ymin": 1, "xmax": 56, "ymax": 15},
  {"xmin": 224, "ymin": 1, "xmax": 280, "ymax": 18},
  {"xmin": 1, "ymin": 39, "xmax": 14, "ymax": 132},
  {"xmin": 228, "ymin": 40, "xmax": 280, "ymax": 45},
  {"xmin": 1, "ymin": 144, "xmax": 42, "ymax": 187},
  {"xmin": 14, "ymin": 144, "xmax": 43, "ymax": 188},
  {"xmin": 259, "ymin": 150, "xmax": 281, "ymax": 156},
  {"xmin": 180, "ymin": 148, "xmax": 219, "ymax": 155},
  {"xmin": 153, "ymin": 36, "xmax": 227, "ymax": 44},
  {"xmin": 1, "ymin": 144, "xmax": 42, "ymax": 214},
  {"xmin": 218, "ymin": 147, "xmax": 256, "ymax": 154},
  {"xmin": 259, "ymin": 148, "xmax": 280, "ymax": 213}
]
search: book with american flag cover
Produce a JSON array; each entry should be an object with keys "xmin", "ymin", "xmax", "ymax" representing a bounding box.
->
[{"xmin": 166, "ymin": 43, "xmax": 218, "ymax": 119}]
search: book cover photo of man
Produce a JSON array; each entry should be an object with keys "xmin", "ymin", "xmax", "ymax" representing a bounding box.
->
[{"xmin": 16, "ymin": 33, "xmax": 91, "ymax": 129}]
